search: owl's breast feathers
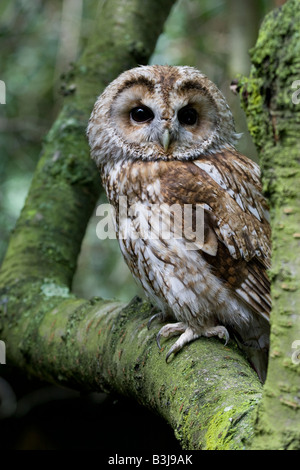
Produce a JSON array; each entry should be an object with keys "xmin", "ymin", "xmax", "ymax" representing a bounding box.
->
[{"xmin": 103, "ymin": 148, "xmax": 271, "ymax": 323}]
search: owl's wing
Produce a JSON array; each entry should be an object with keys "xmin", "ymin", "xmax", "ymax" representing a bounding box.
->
[
  {"xmin": 160, "ymin": 150, "xmax": 271, "ymax": 319},
  {"xmin": 192, "ymin": 150, "xmax": 271, "ymax": 267}
]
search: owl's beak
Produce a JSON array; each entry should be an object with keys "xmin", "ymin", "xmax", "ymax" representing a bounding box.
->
[{"xmin": 160, "ymin": 129, "xmax": 170, "ymax": 152}]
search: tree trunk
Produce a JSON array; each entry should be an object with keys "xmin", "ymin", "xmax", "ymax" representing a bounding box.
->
[
  {"xmin": 227, "ymin": 0, "xmax": 261, "ymax": 76},
  {"xmin": 0, "ymin": 0, "xmax": 299, "ymax": 450},
  {"xmin": 239, "ymin": 0, "xmax": 300, "ymax": 450}
]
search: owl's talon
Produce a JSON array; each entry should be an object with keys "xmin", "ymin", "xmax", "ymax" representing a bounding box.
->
[
  {"xmin": 165, "ymin": 327, "xmax": 201, "ymax": 361},
  {"xmin": 165, "ymin": 347, "xmax": 175, "ymax": 362},
  {"xmin": 148, "ymin": 308, "xmax": 175, "ymax": 330},
  {"xmin": 165, "ymin": 342, "xmax": 183, "ymax": 362},
  {"xmin": 156, "ymin": 322, "xmax": 186, "ymax": 348},
  {"xmin": 156, "ymin": 332, "xmax": 162, "ymax": 350},
  {"xmin": 223, "ymin": 330, "xmax": 230, "ymax": 346},
  {"xmin": 147, "ymin": 312, "xmax": 162, "ymax": 330}
]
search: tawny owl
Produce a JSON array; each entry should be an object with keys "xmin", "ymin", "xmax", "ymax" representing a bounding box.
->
[{"xmin": 87, "ymin": 65, "xmax": 271, "ymax": 382}]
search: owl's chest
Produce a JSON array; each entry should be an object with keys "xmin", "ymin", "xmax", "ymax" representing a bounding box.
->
[
  {"xmin": 102, "ymin": 160, "xmax": 164, "ymax": 205},
  {"xmin": 100, "ymin": 160, "xmax": 230, "ymax": 319},
  {"xmin": 103, "ymin": 161, "xmax": 163, "ymax": 247}
]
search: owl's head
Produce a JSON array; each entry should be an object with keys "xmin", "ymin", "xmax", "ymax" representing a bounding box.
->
[{"xmin": 88, "ymin": 65, "xmax": 238, "ymax": 165}]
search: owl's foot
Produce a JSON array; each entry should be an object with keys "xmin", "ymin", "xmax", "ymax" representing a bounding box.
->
[
  {"xmin": 156, "ymin": 322, "xmax": 200, "ymax": 361},
  {"xmin": 156, "ymin": 322, "xmax": 187, "ymax": 349},
  {"xmin": 157, "ymin": 323, "xmax": 229, "ymax": 362}
]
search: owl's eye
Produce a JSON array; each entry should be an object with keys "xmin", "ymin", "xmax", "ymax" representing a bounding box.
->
[
  {"xmin": 178, "ymin": 106, "xmax": 198, "ymax": 126},
  {"xmin": 130, "ymin": 106, "xmax": 154, "ymax": 123}
]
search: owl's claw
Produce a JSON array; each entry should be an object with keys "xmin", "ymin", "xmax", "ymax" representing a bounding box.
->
[
  {"xmin": 165, "ymin": 327, "xmax": 201, "ymax": 362},
  {"xmin": 203, "ymin": 325, "xmax": 230, "ymax": 346},
  {"xmin": 147, "ymin": 312, "xmax": 163, "ymax": 330},
  {"xmin": 156, "ymin": 322, "xmax": 187, "ymax": 350},
  {"xmin": 156, "ymin": 323, "xmax": 230, "ymax": 361},
  {"xmin": 223, "ymin": 330, "xmax": 230, "ymax": 346},
  {"xmin": 147, "ymin": 309, "xmax": 173, "ymax": 330}
]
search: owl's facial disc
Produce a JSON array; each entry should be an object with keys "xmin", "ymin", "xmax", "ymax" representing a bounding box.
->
[
  {"xmin": 109, "ymin": 82, "xmax": 212, "ymax": 156},
  {"xmin": 88, "ymin": 65, "xmax": 239, "ymax": 165},
  {"xmin": 98, "ymin": 66, "xmax": 239, "ymax": 162}
]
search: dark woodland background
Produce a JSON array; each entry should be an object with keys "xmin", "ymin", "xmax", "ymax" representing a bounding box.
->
[{"xmin": 0, "ymin": 0, "xmax": 285, "ymax": 451}]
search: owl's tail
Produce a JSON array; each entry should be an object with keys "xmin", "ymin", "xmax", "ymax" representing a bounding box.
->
[{"xmin": 230, "ymin": 316, "xmax": 270, "ymax": 384}]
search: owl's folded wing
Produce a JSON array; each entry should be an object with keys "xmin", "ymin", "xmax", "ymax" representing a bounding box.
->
[
  {"xmin": 195, "ymin": 152, "xmax": 270, "ymax": 262},
  {"xmin": 161, "ymin": 150, "xmax": 270, "ymax": 266}
]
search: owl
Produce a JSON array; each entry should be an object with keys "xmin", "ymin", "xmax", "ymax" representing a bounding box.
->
[{"xmin": 87, "ymin": 65, "xmax": 271, "ymax": 382}]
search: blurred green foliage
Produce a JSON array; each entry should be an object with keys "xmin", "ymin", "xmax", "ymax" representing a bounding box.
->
[
  {"xmin": 0, "ymin": 0, "xmax": 277, "ymax": 303},
  {"xmin": 0, "ymin": 0, "xmax": 92, "ymax": 258}
]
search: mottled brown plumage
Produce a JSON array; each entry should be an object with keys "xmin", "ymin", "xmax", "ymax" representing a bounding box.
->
[{"xmin": 87, "ymin": 65, "xmax": 271, "ymax": 382}]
